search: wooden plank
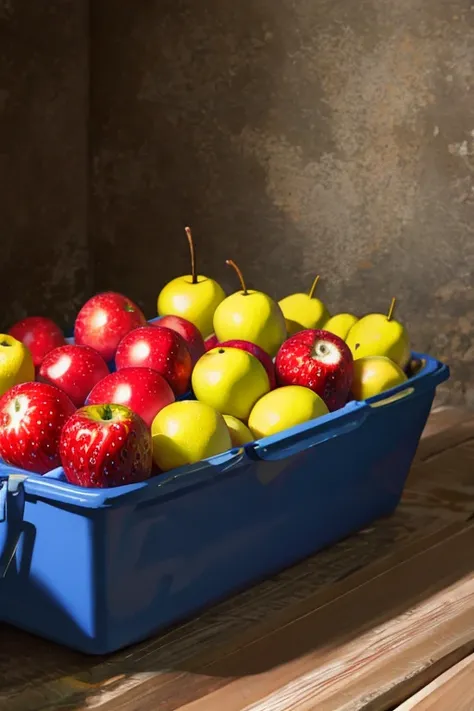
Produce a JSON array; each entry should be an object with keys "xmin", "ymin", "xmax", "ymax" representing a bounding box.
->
[
  {"xmin": 406, "ymin": 439, "xmax": 474, "ymax": 523},
  {"xmin": 414, "ymin": 409, "xmax": 474, "ymax": 464},
  {"xmin": 417, "ymin": 406, "xmax": 468, "ymax": 443},
  {"xmin": 172, "ymin": 523, "xmax": 474, "ymax": 711},
  {"xmin": 395, "ymin": 651, "xmax": 474, "ymax": 710},
  {"xmin": 69, "ymin": 521, "xmax": 474, "ymax": 711},
  {"xmin": 1, "ymin": 407, "xmax": 473, "ymax": 711}
]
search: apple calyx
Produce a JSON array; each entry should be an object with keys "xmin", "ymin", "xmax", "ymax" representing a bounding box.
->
[
  {"xmin": 6, "ymin": 395, "xmax": 28, "ymax": 433},
  {"xmin": 226, "ymin": 259, "xmax": 248, "ymax": 296},
  {"xmin": 308, "ymin": 275, "xmax": 320, "ymax": 300},
  {"xmin": 311, "ymin": 338, "xmax": 342, "ymax": 365},
  {"xmin": 313, "ymin": 341, "xmax": 330, "ymax": 358},
  {"xmin": 0, "ymin": 339, "xmax": 12, "ymax": 347},
  {"xmin": 185, "ymin": 226, "xmax": 198, "ymax": 285}
]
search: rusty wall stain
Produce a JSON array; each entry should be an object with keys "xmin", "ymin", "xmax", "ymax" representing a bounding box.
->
[
  {"xmin": 1, "ymin": 0, "xmax": 474, "ymax": 405},
  {"xmin": 88, "ymin": 0, "xmax": 474, "ymax": 405}
]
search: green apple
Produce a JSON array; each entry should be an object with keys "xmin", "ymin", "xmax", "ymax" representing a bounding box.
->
[
  {"xmin": 324, "ymin": 313, "xmax": 358, "ymax": 341},
  {"xmin": 351, "ymin": 355, "xmax": 407, "ymax": 400},
  {"xmin": 192, "ymin": 345, "xmax": 270, "ymax": 421},
  {"xmin": 223, "ymin": 414, "xmax": 254, "ymax": 446},
  {"xmin": 213, "ymin": 260, "xmax": 286, "ymax": 357},
  {"xmin": 248, "ymin": 384, "xmax": 328, "ymax": 439},
  {"xmin": 345, "ymin": 298, "xmax": 410, "ymax": 369},
  {"xmin": 151, "ymin": 400, "xmax": 232, "ymax": 471},
  {"xmin": 157, "ymin": 227, "xmax": 226, "ymax": 338},
  {"xmin": 278, "ymin": 276, "xmax": 330, "ymax": 334}
]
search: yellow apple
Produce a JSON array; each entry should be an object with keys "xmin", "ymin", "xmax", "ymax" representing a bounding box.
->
[
  {"xmin": 192, "ymin": 346, "xmax": 270, "ymax": 421},
  {"xmin": 324, "ymin": 313, "xmax": 358, "ymax": 341},
  {"xmin": 345, "ymin": 298, "xmax": 410, "ymax": 368},
  {"xmin": 0, "ymin": 334, "xmax": 35, "ymax": 396},
  {"xmin": 151, "ymin": 400, "xmax": 232, "ymax": 471},
  {"xmin": 213, "ymin": 260, "xmax": 286, "ymax": 357},
  {"xmin": 223, "ymin": 414, "xmax": 254, "ymax": 446},
  {"xmin": 248, "ymin": 385, "xmax": 329, "ymax": 439},
  {"xmin": 157, "ymin": 227, "xmax": 226, "ymax": 338},
  {"xmin": 284, "ymin": 318, "xmax": 303, "ymax": 336},
  {"xmin": 352, "ymin": 355, "xmax": 408, "ymax": 400},
  {"xmin": 278, "ymin": 275, "xmax": 330, "ymax": 333}
]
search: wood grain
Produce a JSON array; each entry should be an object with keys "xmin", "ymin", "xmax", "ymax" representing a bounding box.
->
[
  {"xmin": 395, "ymin": 652, "xmax": 474, "ymax": 710},
  {"xmin": 165, "ymin": 523, "xmax": 474, "ymax": 711},
  {"xmin": 415, "ymin": 407, "xmax": 473, "ymax": 461},
  {"xmin": 1, "ymin": 407, "xmax": 474, "ymax": 711},
  {"xmin": 67, "ymin": 522, "xmax": 474, "ymax": 711},
  {"xmin": 416, "ymin": 406, "xmax": 469, "ymax": 444}
]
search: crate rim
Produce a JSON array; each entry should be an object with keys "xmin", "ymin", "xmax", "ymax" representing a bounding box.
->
[{"xmin": 0, "ymin": 351, "xmax": 449, "ymax": 511}]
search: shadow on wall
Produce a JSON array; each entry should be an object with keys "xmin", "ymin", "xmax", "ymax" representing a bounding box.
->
[
  {"xmin": 90, "ymin": 0, "xmax": 328, "ymax": 305},
  {"xmin": 1, "ymin": 0, "xmax": 474, "ymax": 405},
  {"xmin": 0, "ymin": 0, "xmax": 89, "ymax": 331},
  {"xmin": 90, "ymin": 0, "xmax": 474, "ymax": 407}
]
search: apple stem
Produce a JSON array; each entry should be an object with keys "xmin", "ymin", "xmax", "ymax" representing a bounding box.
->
[
  {"xmin": 226, "ymin": 259, "xmax": 248, "ymax": 295},
  {"xmin": 308, "ymin": 275, "xmax": 320, "ymax": 300},
  {"xmin": 185, "ymin": 226, "xmax": 197, "ymax": 284},
  {"xmin": 387, "ymin": 297, "xmax": 396, "ymax": 321},
  {"xmin": 102, "ymin": 404, "xmax": 114, "ymax": 421}
]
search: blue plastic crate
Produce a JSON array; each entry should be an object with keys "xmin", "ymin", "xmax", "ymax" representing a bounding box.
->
[{"xmin": 0, "ymin": 351, "xmax": 449, "ymax": 654}]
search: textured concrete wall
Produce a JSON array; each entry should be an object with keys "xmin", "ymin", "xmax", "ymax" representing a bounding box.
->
[
  {"xmin": 0, "ymin": 0, "xmax": 89, "ymax": 330},
  {"xmin": 90, "ymin": 0, "xmax": 474, "ymax": 405},
  {"xmin": 1, "ymin": 1, "xmax": 473, "ymax": 405}
]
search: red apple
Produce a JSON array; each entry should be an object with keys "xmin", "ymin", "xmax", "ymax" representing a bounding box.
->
[
  {"xmin": 39, "ymin": 344, "xmax": 110, "ymax": 407},
  {"xmin": 219, "ymin": 339, "xmax": 276, "ymax": 389},
  {"xmin": 0, "ymin": 381, "xmax": 76, "ymax": 474},
  {"xmin": 74, "ymin": 291, "xmax": 146, "ymax": 362},
  {"xmin": 154, "ymin": 315, "xmax": 205, "ymax": 366},
  {"xmin": 60, "ymin": 403, "xmax": 152, "ymax": 488},
  {"xmin": 86, "ymin": 367, "xmax": 174, "ymax": 427},
  {"xmin": 205, "ymin": 333, "xmax": 219, "ymax": 351},
  {"xmin": 275, "ymin": 329, "xmax": 353, "ymax": 411},
  {"xmin": 115, "ymin": 326, "xmax": 192, "ymax": 396},
  {"xmin": 9, "ymin": 316, "xmax": 65, "ymax": 368}
]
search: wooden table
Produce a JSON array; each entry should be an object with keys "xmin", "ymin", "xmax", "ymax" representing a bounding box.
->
[{"xmin": 2, "ymin": 406, "xmax": 474, "ymax": 711}]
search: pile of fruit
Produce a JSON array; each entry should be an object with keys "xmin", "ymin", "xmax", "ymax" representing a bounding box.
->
[{"xmin": 0, "ymin": 227, "xmax": 413, "ymax": 489}]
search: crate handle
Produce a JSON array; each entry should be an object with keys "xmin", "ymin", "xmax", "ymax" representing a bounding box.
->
[
  {"xmin": 0, "ymin": 473, "xmax": 27, "ymax": 578},
  {"xmin": 110, "ymin": 447, "xmax": 248, "ymax": 509},
  {"xmin": 247, "ymin": 402, "xmax": 369, "ymax": 462}
]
